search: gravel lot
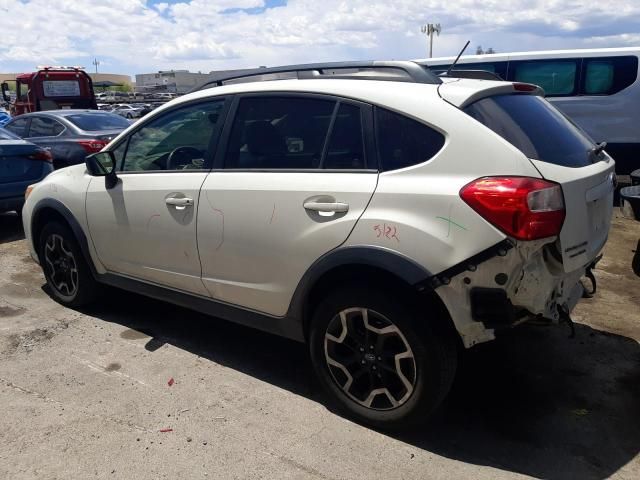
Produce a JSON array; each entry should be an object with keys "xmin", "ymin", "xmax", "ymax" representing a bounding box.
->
[{"xmin": 0, "ymin": 211, "xmax": 638, "ymax": 480}]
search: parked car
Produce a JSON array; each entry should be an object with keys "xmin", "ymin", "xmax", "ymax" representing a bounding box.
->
[
  {"xmin": 0, "ymin": 107, "xmax": 10, "ymax": 127},
  {"xmin": 3, "ymin": 110, "xmax": 130, "ymax": 169},
  {"xmin": 111, "ymin": 104, "xmax": 144, "ymax": 119},
  {"xmin": 0, "ymin": 127, "xmax": 53, "ymax": 213},
  {"xmin": 21, "ymin": 62, "xmax": 615, "ymax": 429}
]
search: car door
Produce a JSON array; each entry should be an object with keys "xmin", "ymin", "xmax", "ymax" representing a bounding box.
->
[
  {"xmin": 23, "ymin": 116, "xmax": 73, "ymax": 168},
  {"xmin": 85, "ymin": 98, "xmax": 229, "ymax": 295},
  {"xmin": 197, "ymin": 94, "xmax": 378, "ymax": 316},
  {"xmin": 4, "ymin": 116, "xmax": 31, "ymax": 138}
]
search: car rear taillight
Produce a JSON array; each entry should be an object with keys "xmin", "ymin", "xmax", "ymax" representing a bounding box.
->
[
  {"xmin": 28, "ymin": 149, "xmax": 53, "ymax": 163},
  {"xmin": 77, "ymin": 139, "xmax": 108, "ymax": 153},
  {"xmin": 460, "ymin": 177, "xmax": 565, "ymax": 241},
  {"xmin": 513, "ymin": 82, "xmax": 538, "ymax": 92}
]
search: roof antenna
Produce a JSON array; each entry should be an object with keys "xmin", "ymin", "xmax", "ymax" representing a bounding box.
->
[{"xmin": 445, "ymin": 40, "xmax": 471, "ymax": 77}]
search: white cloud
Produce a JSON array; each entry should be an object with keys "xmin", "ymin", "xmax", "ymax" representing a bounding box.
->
[{"xmin": 0, "ymin": 0, "xmax": 638, "ymax": 76}]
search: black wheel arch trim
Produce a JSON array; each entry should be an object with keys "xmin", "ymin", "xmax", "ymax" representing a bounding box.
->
[
  {"xmin": 286, "ymin": 245, "xmax": 433, "ymax": 330},
  {"xmin": 31, "ymin": 198, "xmax": 99, "ymax": 278}
]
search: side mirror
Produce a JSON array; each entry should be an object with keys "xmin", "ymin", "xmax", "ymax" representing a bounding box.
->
[
  {"xmin": 86, "ymin": 151, "xmax": 118, "ymax": 189},
  {"xmin": 1, "ymin": 82, "xmax": 10, "ymax": 103}
]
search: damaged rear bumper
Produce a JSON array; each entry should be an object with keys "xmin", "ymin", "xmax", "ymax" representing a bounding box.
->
[{"xmin": 423, "ymin": 238, "xmax": 598, "ymax": 348}]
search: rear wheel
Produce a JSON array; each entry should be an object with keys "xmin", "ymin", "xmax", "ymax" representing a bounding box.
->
[
  {"xmin": 39, "ymin": 222, "xmax": 97, "ymax": 307},
  {"xmin": 310, "ymin": 286, "xmax": 457, "ymax": 430}
]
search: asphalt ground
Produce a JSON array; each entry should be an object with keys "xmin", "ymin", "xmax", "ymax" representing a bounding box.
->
[{"xmin": 0, "ymin": 211, "xmax": 638, "ymax": 480}]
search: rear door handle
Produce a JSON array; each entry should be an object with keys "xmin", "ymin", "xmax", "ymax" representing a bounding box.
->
[
  {"xmin": 303, "ymin": 201, "xmax": 349, "ymax": 213},
  {"xmin": 165, "ymin": 197, "xmax": 194, "ymax": 208}
]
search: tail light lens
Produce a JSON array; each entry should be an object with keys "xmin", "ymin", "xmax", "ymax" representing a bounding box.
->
[
  {"xmin": 460, "ymin": 177, "xmax": 565, "ymax": 240},
  {"xmin": 77, "ymin": 139, "xmax": 108, "ymax": 153},
  {"xmin": 28, "ymin": 149, "xmax": 53, "ymax": 163}
]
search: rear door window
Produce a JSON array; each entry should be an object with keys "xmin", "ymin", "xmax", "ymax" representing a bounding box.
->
[
  {"xmin": 375, "ymin": 108, "xmax": 445, "ymax": 171},
  {"xmin": 5, "ymin": 117, "xmax": 30, "ymax": 137},
  {"xmin": 224, "ymin": 96, "xmax": 336, "ymax": 169},
  {"xmin": 28, "ymin": 117, "xmax": 65, "ymax": 137},
  {"xmin": 511, "ymin": 60, "xmax": 578, "ymax": 96},
  {"xmin": 0, "ymin": 127, "xmax": 19, "ymax": 140},
  {"xmin": 323, "ymin": 103, "xmax": 366, "ymax": 169},
  {"xmin": 464, "ymin": 94, "xmax": 595, "ymax": 167}
]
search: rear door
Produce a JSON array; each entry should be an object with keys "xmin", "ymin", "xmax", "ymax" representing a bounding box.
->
[
  {"xmin": 22, "ymin": 115, "xmax": 78, "ymax": 168},
  {"xmin": 464, "ymin": 93, "xmax": 615, "ymax": 272},
  {"xmin": 197, "ymin": 94, "xmax": 377, "ymax": 316}
]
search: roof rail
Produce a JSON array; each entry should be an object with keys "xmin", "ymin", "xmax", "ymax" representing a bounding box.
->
[{"xmin": 192, "ymin": 60, "xmax": 442, "ymax": 92}]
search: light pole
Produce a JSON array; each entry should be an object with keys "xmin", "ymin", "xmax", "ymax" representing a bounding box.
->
[
  {"xmin": 92, "ymin": 58, "xmax": 100, "ymax": 74},
  {"xmin": 421, "ymin": 23, "xmax": 442, "ymax": 58}
]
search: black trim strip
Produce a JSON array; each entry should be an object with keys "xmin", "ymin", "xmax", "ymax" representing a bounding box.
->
[
  {"xmin": 99, "ymin": 273, "xmax": 305, "ymax": 342},
  {"xmin": 419, "ymin": 239, "xmax": 515, "ymax": 290},
  {"xmin": 564, "ymin": 241, "xmax": 588, "ymax": 253}
]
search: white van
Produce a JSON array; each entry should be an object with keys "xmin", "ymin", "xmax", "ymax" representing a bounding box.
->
[{"xmin": 420, "ymin": 47, "xmax": 640, "ymax": 174}]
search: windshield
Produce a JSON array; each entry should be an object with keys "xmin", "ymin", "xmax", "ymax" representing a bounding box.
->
[
  {"xmin": 464, "ymin": 94, "xmax": 596, "ymax": 167},
  {"xmin": 66, "ymin": 113, "xmax": 131, "ymax": 131},
  {"xmin": 0, "ymin": 127, "xmax": 20, "ymax": 140}
]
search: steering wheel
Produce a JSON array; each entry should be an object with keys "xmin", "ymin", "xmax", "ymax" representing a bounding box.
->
[{"xmin": 166, "ymin": 146, "xmax": 204, "ymax": 170}]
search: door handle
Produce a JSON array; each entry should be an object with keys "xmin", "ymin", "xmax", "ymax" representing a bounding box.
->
[
  {"xmin": 303, "ymin": 201, "xmax": 349, "ymax": 213},
  {"xmin": 165, "ymin": 197, "xmax": 194, "ymax": 208}
]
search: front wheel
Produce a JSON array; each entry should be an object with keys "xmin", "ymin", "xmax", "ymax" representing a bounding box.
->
[
  {"xmin": 39, "ymin": 222, "xmax": 98, "ymax": 307},
  {"xmin": 309, "ymin": 286, "xmax": 457, "ymax": 430}
]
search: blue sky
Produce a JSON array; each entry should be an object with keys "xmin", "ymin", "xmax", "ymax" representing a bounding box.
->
[{"xmin": 0, "ymin": 0, "xmax": 638, "ymax": 78}]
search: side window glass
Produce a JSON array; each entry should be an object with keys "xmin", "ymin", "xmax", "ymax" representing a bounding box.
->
[
  {"xmin": 584, "ymin": 61, "xmax": 614, "ymax": 94},
  {"xmin": 5, "ymin": 118, "xmax": 29, "ymax": 137},
  {"xmin": 224, "ymin": 97, "xmax": 335, "ymax": 169},
  {"xmin": 29, "ymin": 117, "xmax": 63, "ymax": 137},
  {"xmin": 112, "ymin": 138, "xmax": 129, "ymax": 169},
  {"xmin": 121, "ymin": 100, "xmax": 225, "ymax": 172},
  {"xmin": 376, "ymin": 108, "xmax": 445, "ymax": 171},
  {"xmin": 324, "ymin": 103, "xmax": 365, "ymax": 169},
  {"xmin": 512, "ymin": 60, "xmax": 577, "ymax": 96},
  {"xmin": 583, "ymin": 56, "xmax": 638, "ymax": 95}
]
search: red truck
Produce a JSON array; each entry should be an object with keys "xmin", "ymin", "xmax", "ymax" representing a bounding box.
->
[{"xmin": 1, "ymin": 66, "xmax": 97, "ymax": 116}]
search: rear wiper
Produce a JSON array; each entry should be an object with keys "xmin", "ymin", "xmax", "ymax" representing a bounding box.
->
[{"xmin": 590, "ymin": 142, "xmax": 607, "ymax": 156}]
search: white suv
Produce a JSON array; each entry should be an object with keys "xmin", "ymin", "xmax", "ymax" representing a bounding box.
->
[{"xmin": 22, "ymin": 62, "xmax": 615, "ymax": 429}]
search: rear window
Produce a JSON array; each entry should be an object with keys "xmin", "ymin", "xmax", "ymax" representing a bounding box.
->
[
  {"xmin": 66, "ymin": 113, "xmax": 130, "ymax": 131},
  {"xmin": 464, "ymin": 94, "xmax": 595, "ymax": 168},
  {"xmin": 0, "ymin": 127, "xmax": 19, "ymax": 140}
]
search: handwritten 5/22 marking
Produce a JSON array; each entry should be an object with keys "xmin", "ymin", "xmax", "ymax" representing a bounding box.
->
[{"xmin": 374, "ymin": 223, "xmax": 400, "ymax": 242}]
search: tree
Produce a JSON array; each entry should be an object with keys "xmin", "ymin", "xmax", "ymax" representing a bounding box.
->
[
  {"xmin": 486, "ymin": 47, "xmax": 496, "ymax": 54},
  {"xmin": 476, "ymin": 45, "xmax": 484, "ymax": 55}
]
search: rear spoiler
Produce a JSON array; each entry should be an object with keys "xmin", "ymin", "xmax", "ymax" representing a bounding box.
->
[{"xmin": 438, "ymin": 80, "xmax": 545, "ymax": 108}]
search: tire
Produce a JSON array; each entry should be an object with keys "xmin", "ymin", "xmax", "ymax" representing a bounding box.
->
[
  {"xmin": 38, "ymin": 222, "xmax": 98, "ymax": 308},
  {"xmin": 309, "ymin": 285, "xmax": 457, "ymax": 430}
]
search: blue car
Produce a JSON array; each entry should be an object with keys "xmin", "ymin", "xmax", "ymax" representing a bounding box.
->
[
  {"xmin": 0, "ymin": 109, "xmax": 10, "ymax": 127},
  {"xmin": 0, "ymin": 127, "xmax": 53, "ymax": 213}
]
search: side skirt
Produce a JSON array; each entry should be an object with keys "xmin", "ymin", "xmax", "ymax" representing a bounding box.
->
[{"xmin": 98, "ymin": 273, "xmax": 305, "ymax": 343}]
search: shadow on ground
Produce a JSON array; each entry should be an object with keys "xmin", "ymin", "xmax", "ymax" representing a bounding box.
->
[
  {"xmin": 78, "ymin": 287, "xmax": 640, "ymax": 480},
  {"xmin": 0, "ymin": 212, "xmax": 25, "ymax": 244},
  {"xmin": 7, "ymin": 205, "xmax": 637, "ymax": 478}
]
